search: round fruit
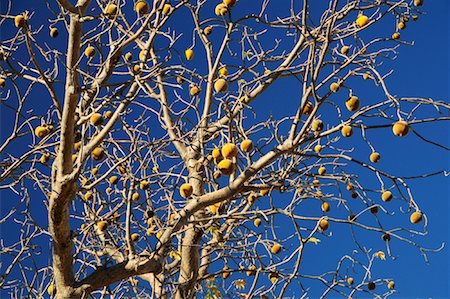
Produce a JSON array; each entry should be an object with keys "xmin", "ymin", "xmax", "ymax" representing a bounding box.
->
[
  {"xmin": 0, "ymin": 78, "xmax": 5, "ymax": 88},
  {"xmin": 132, "ymin": 192, "xmax": 140, "ymax": 201},
  {"xmin": 135, "ymin": 1, "xmax": 149, "ymax": 14},
  {"xmin": 240, "ymin": 139, "xmax": 253, "ymax": 152},
  {"xmin": 271, "ymin": 243, "xmax": 281, "ymax": 254},
  {"xmin": 189, "ymin": 85, "xmax": 200, "ymax": 96},
  {"xmin": 381, "ymin": 191, "xmax": 393, "ymax": 202},
  {"xmin": 414, "ymin": 0, "xmax": 423, "ymax": 7},
  {"xmin": 303, "ymin": 101, "xmax": 314, "ymax": 115},
  {"xmin": 247, "ymin": 193, "xmax": 257, "ymax": 205},
  {"xmin": 392, "ymin": 120, "xmax": 409, "ymax": 137},
  {"xmin": 356, "ymin": 14, "xmax": 370, "ymax": 28},
  {"xmin": 97, "ymin": 220, "xmax": 108, "ymax": 231},
  {"xmin": 330, "ymin": 82, "xmax": 339, "ymax": 92},
  {"xmin": 50, "ymin": 28, "xmax": 59, "ymax": 38},
  {"xmin": 246, "ymin": 265, "xmax": 256, "ymax": 276},
  {"xmin": 91, "ymin": 147, "xmax": 105, "ymax": 161},
  {"xmin": 367, "ymin": 281, "xmax": 376, "ymax": 290},
  {"xmin": 162, "ymin": 4, "xmax": 172, "ymax": 15},
  {"xmin": 314, "ymin": 144, "xmax": 322, "ymax": 153},
  {"xmin": 35, "ymin": 126, "xmax": 50, "ymax": 138},
  {"xmin": 90, "ymin": 113, "xmax": 103, "ymax": 126},
  {"xmin": 185, "ymin": 49, "xmax": 194, "ymax": 60},
  {"xmin": 124, "ymin": 52, "xmax": 133, "ymax": 61},
  {"xmin": 105, "ymin": 3, "xmax": 118, "ymax": 15},
  {"xmin": 214, "ymin": 78, "xmax": 228, "ymax": 93},
  {"xmin": 109, "ymin": 175, "xmax": 119, "ymax": 185},
  {"xmin": 219, "ymin": 66, "xmax": 228, "ymax": 77},
  {"xmin": 318, "ymin": 166, "xmax": 326, "ymax": 175},
  {"xmin": 370, "ymin": 152, "xmax": 381, "ymax": 163},
  {"xmin": 212, "ymin": 148, "xmax": 222, "ymax": 159},
  {"xmin": 139, "ymin": 49, "xmax": 147, "ymax": 61},
  {"xmin": 347, "ymin": 277, "xmax": 354, "ymax": 285},
  {"xmin": 392, "ymin": 32, "xmax": 400, "ymax": 40},
  {"xmin": 311, "ymin": 119, "xmax": 324, "ymax": 132},
  {"xmin": 85, "ymin": 46, "xmax": 95, "ymax": 58},
  {"xmin": 221, "ymin": 143, "xmax": 238, "ymax": 158},
  {"xmin": 47, "ymin": 285, "xmax": 56, "ymax": 295},
  {"xmin": 14, "ymin": 15, "xmax": 26, "ymax": 28},
  {"xmin": 363, "ymin": 72, "xmax": 371, "ymax": 80},
  {"xmin": 106, "ymin": 187, "xmax": 113, "ymax": 195},
  {"xmin": 131, "ymin": 233, "xmax": 140, "ymax": 242},
  {"xmin": 351, "ymin": 191, "xmax": 358, "ymax": 199},
  {"xmin": 370, "ymin": 206, "xmax": 378, "ymax": 214},
  {"xmin": 398, "ymin": 22, "xmax": 406, "ymax": 30},
  {"xmin": 223, "ymin": 0, "xmax": 236, "ymax": 7},
  {"xmin": 260, "ymin": 189, "xmax": 270, "ymax": 196},
  {"xmin": 140, "ymin": 180, "xmax": 149, "ymax": 190},
  {"xmin": 104, "ymin": 110, "xmax": 113, "ymax": 119},
  {"xmin": 180, "ymin": 183, "xmax": 193, "ymax": 198},
  {"xmin": 222, "ymin": 266, "xmax": 231, "ymax": 279},
  {"xmin": 410, "ymin": 211, "xmax": 423, "ymax": 224},
  {"xmin": 269, "ymin": 272, "xmax": 279, "ymax": 284},
  {"xmin": 40, "ymin": 154, "xmax": 50, "ymax": 164},
  {"xmin": 91, "ymin": 167, "xmax": 98, "ymax": 175},
  {"xmin": 133, "ymin": 65, "xmax": 141, "ymax": 74},
  {"xmin": 215, "ymin": 3, "xmax": 228, "ymax": 16},
  {"xmin": 312, "ymin": 179, "xmax": 320, "ymax": 187},
  {"xmin": 346, "ymin": 96, "xmax": 360, "ymax": 112},
  {"xmin": 340, "ymin": 46, "xmax": 350, "ymax": 55},
  {"xmin": 209, "ymin": 203, "xmax": 221, "ymax": 214},
  {"xmin": 319, "ymin": 219, "xmax": 329, "ymax": 231},
  {"xmin": 388, "ymin": 281, "xmax": 395, "ymax": 289},
  {"xmin": 254, "ymin": 218, "xmax": 262, "ymax": 227},
  {"xmin": 84, "ymin": 192, "xmax": 93, "ymax": 201},
  {"xmin": 321, "ymin": 202, "xmax": 331, "ymax": 213},
  {"xmin": 341, "ymin": 125, "xmax": 353, "ymax": 137},
  {"xmin": 203, "ymin": 26, "xmax": 212, "ymax": 35}
]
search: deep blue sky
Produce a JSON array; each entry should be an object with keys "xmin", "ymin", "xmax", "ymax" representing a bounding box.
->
[{"xmin": 0, "ymin": 1, "xmax": 449, "ymax": 298}]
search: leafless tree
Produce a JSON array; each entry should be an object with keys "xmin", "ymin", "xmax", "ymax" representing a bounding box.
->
[{"xmin": 0, "ymin": 0, "xmax": 447, "ymax": 298}]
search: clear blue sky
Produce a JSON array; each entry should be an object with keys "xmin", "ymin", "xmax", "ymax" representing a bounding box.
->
[{"xmin": 0, "ymin": 1, "xmax": 448, "ymax": 298}]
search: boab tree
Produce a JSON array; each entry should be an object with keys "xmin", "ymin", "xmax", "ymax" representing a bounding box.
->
[{"xmin": 0, "ymin": 0, "xmax": 447, "ymax": 298}]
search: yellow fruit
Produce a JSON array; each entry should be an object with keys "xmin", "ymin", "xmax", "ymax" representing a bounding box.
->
[
  {"xmin": 132, "ymin": 192, "xmax": 140, "ymax": 201},
  {"xmin": 269, "ymin": 272, "xmax": 278, "ymax": 284},
  {"xmin": 356, "ymin": 14, "xmax": 370, "ymax": 28},
  {"xmin": 314, "ymin": 144, "xmax": 322, "ymax": 153},
  {"xmin": 90, "ymin": 113, "xmax": 103, "ymax": 126},
  {"xmin": 203, "ymin": 26, "xmax": 212, "ymax": 35},
  {"xmin": 392, "ymin": 32, "xmax": 400, "ymax": 40},
  {"xmin": 105, "ymin": 3, "xmax": 118, "ymax": 15},
  {"xmin": 318, "ymin": 166, "xmax": 326, "ymax": 175},
  {"xmin": 388, "ymin": 281, "xmax": 395, "ymax": 289},
  {"xmin": 40, "ymin": 154, "xmax": 50, "ymax": 164},
  {"xmin": 85, "ymin": 46, "xmax": 96, "ymax": 58},
  {"xmin": 133, "ymin": 64, "xmax": 141, "ymax": 74},
  {"xmin": 180, "ymin": 183, "xmax": 193, "ymax": 198},
  {"xmin": 319, "ymin": 219, "xmax": 329, "ymax": 231},
  {"xmin": 346, "ymin": 184, "xmax": 354, "ymax": 191},
  {"xmin": 190, "ymin": 85, "xmax": 200, "ymax": 96},
  {"xmin": 35, "ymin": 126, "xmax": 50, "ymax": 138},
  {"xmin": 131, "ymin": 233, "xmax": 140, "ymax": 242},
  {"xmin": 109, "ymin": 175, "xmax": 119, "ymax": 185},
  {"xmin": 271, "ymin": 243, "xmax": 281, "ymax": 254},
  {"xmin": 311, "ymin": 119, "xmax": 324, "ymax": 132},
  {"xmin": 84, "ymin": 192, "xmax": 93, "ymax": 201},
  {"xmin": 74, "ymin": 141, "xmax": 82, "ymax": 152},
  {"xmin": 104, "ymin": 110, "xmax": 113, "ymax": 119},
  {"xmin": 131, "ymin": 279, "xmax": 139, "ymax": 286},
  {"xmin": 162, "ymin": 4, "xmax": 172, "ymax": 15},
  {"xmin": 92, "ymin": 147, "xmax": 105, "ymax": 161},
  {"xmin": 330, "ymin": 82, "xmax": 340, "ymax": 92},
  {"xmin": 210, "ymin": 203, "xmax": 221, "ymax": 214},
  {"xmin": 247, "ymin": 193, "xmax": 257, "ymax": 205},
  {"xmin": 381, "ymin": 191, "xmax": 393, "ymax": 202},
  {"xmin": 135, "ymin": 1, "xmax": 149, "ymax": 14},
  {"xmin": 340, "ymin": 46, "xmax": 350, "ymax": 55},
  {"xmin": 215, "ymin": 3, "xmax": 228, "ymax": 16},
  {"xmin": 72, "ymin": 154, "xmax": 78, "ymax": 163},
  {"xmin": 185, "ymin": 49, "xmax": 194, "ymax": 60},
  {"xmin": 347, "ymin": 277, "xmax": 354, "ymax": 285},
  {"xmin": 176, "ymin": 76, "xmax": 184, "ymax": 84},
  {"xmin": 246, "ymin": 265, "xmax": 256, "ymax": 276},
  {"xmin": 212, "ymin": 148, "xmax": 222, "ymax": 159},
  {"xmin": 223, "ymin": 0, "xmax": 236, "ymax": 7},
  {"xmin": 140, "ymin": 180, "xmax": 149, "ymax": 190},
  {"xmin": 91, "ymin": 167, "xmax": 98, "ymax": 175},
  {"xmin": 106, "ymin": 187, "xmax": 113, "ymax": 195},
  {"xmin": 303, "ymin": 101, "xmax": 314, "ymax": 115},
  {"xmin": 219, "ymin": 66, "xmax": 228, "ymax": 77},
  {"xmin": 260, "ymin": 188, "xmax": 270, "ymax": 196},
  {"xmin": 370, "ymin": 206, "xmax": 378, "ymax": 214},
  {"xmin": 368, "ymin": 282, "xmax": 376, "ymax": 290},
  {"xmin": 321, "ymin": 202, "xmax": 331, "ymax": 213},
  {"xmin": 398, "ymin": 22, "xmax": 406, "ymax": 30},
  {"xmin": 414, "ymin": 0, "xmax": 423, "ymax": 7},
  {"xmin": 370, "ymin": 152, "xmax": 381, "ymax": 163},
  {"xmin": 139, "ymin": 49, "xmax": 147, "ymax": 62},
  {"xmin": 14, "ymin": 15, "xmax": 26, "ymax": 28},
  {"xmin": 221, "ymin": 143, "xmax": 238, "ymax": 158},
  {"xmin": 264, "ymin": 69, "xmax": 271, "ymax": 75},
  {"xmin": 341, "ymin": 125, "xmax": 353, "ymax": 137},
  {"xmin": 254, "ymin": 218, "xmax": 262, "ymax": 227},
  {"xmin": 392, "ymin": 120, "xmax": 409, "ymax": 137},
  {"xmin": 50, "ymin": 28, "xmax": 59, "ymax": 38},
  {"xmin": 312, "ymin": 179, "xmax": 320, "ymax": 187},
  {"xmin": 410, "ymin": 211, "xmax": 423, "ymax": 224},
  {"xmin": 222, "ymin": 266, "xmax": 231, "ymax": 279},
  {"xmin": 146, "ymin": 225, "xmax": 156, "ymax": 236},
  {"xmin": 156, "ymin": 231, "xmax": 162, "ymax": 239},
  {"xmin": 0, "ymin": 78, "xmax": 5, "ymax": 88},
  {"xmin": 214, "ymin": 78, "xmax": 228, "ymax": 93},
  {"xmin": 218, "ymin": 159, "xmax": 234, "ymax": 175},
  {"xmin": 346, "ymin": 96, "xmax": 360, "ymax": 112},
  {"xmin": 363, "ymin": 72, "xmax": 371, "ymax": 80},
  {"xmin": 124, "ymin": 52, "xmax": 133, "ymax": 61},
  {"xmin": 97, "ymin": 220, "xmax": 108, "ymax": 231},
  {"xmin": 47, "ymin": 285, "xmax": 56, "ymax": 295},
  {"xmin": 240, "ymin": 139, "xmax": 253, "ymax": 153}
]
